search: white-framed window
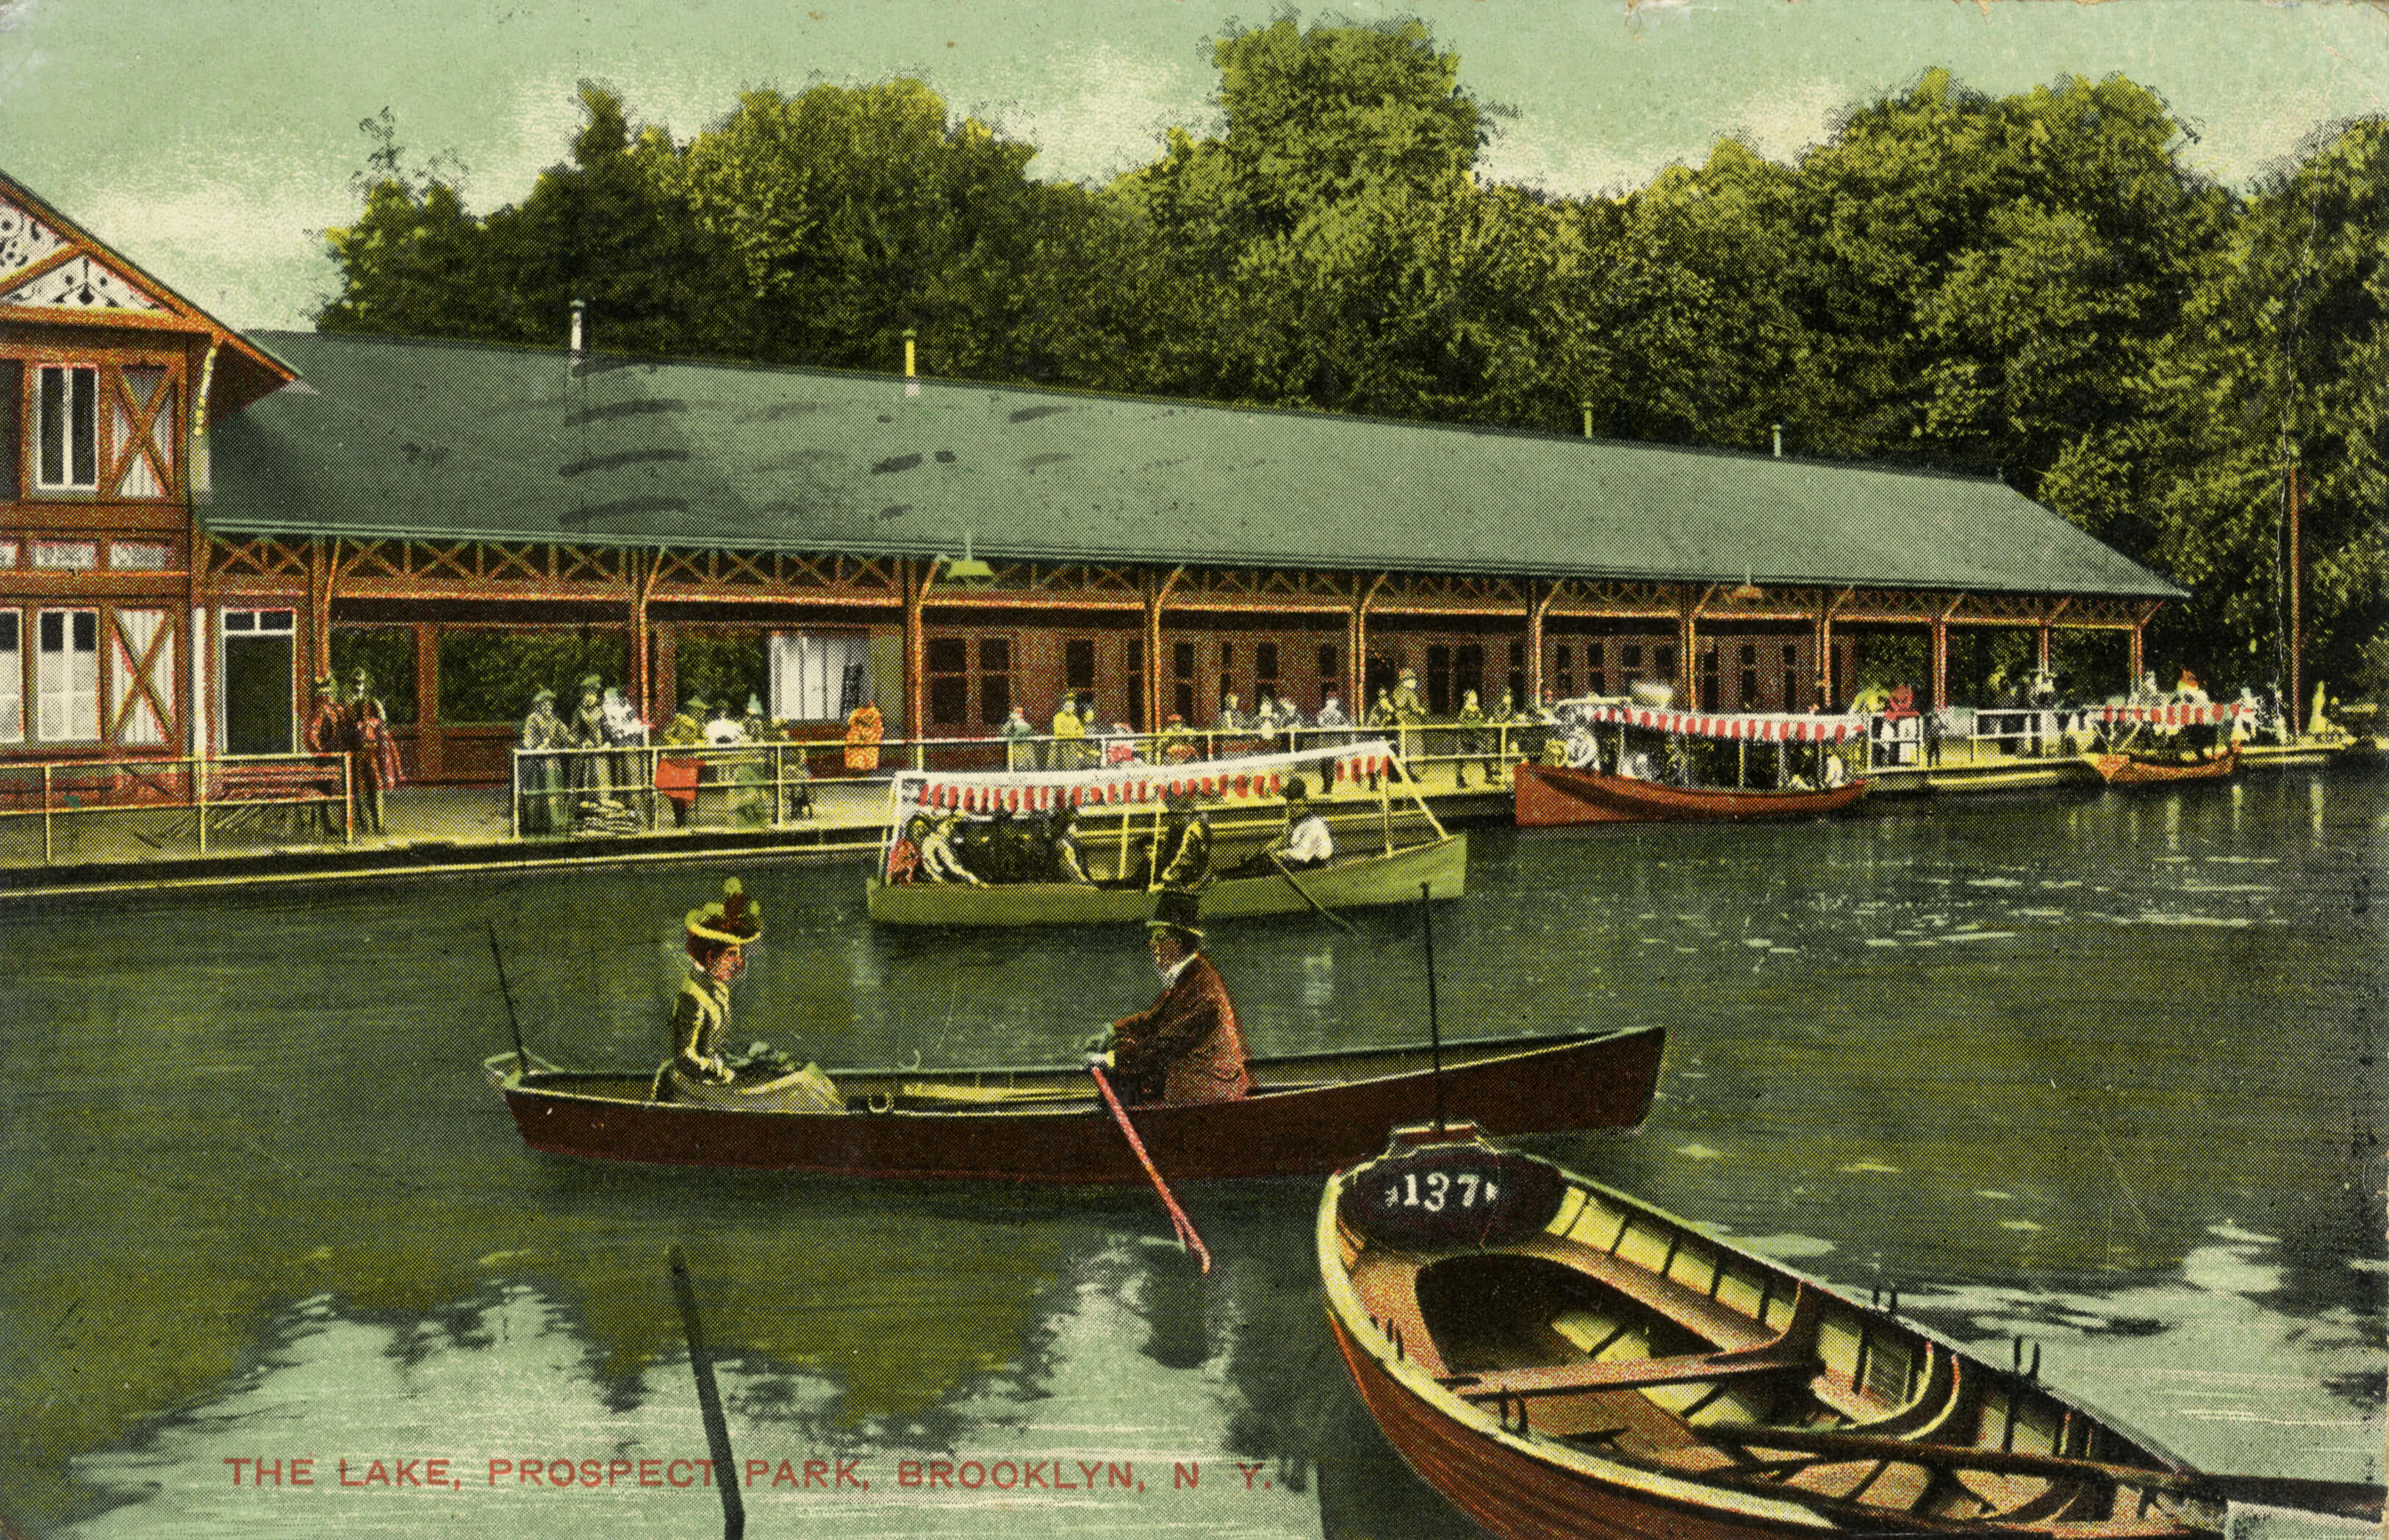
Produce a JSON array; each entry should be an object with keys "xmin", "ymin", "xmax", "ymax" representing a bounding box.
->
[
  {"xmin": 0, "ymin": 611, "xmax": 20, "ymax": 744},
  {"xmin": 32, "ymin": 539, "xmax": 97, "ymax": 570},
  {"xmin": 35, "ymin": 607, "xmax": 98, "ymax": 741},
  {"xmin": 110, "ymin": 540, "xmax": 173, "ymax": 571},
  {"xmin": 35, "ymin": 364, "xmax": 99, "ymax": 491},
  {"xmin": 770, "ymin": 632, "xmax": 871, "ymax": 722}
]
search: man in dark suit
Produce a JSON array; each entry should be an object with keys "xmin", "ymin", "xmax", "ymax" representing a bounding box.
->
[{"xmin": 1089, "ymin": 890, "xmax": 1251, "ymax": 1105}]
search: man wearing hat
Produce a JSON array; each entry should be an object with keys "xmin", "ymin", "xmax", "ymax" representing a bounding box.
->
[
  {"xmin": 1152, "ymin": 790, "xmax": 1213, "ymax": 896},
  {"xmin": 345, "ymin": 666, "xmax": 403, "ymax": 835},
  {"xmin": 669, "ymin": 878, "xmax": 764, "ymax": 1088},
  {"xmin": 1086, "ymin": 890, "xmax": 1251, "ymax": 1105},
  {"xmin": 303, "ymin": 675, "xmax": 347, "ymax": 838},
  {"xmin": 1226, "ymin": 776, "xmax": 1333, "ymax": 875}
]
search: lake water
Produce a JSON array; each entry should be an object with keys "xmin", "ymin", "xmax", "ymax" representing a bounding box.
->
[{"xmin": 3, "ymin": 766, "xmax": 2382, "ymax": 1536}]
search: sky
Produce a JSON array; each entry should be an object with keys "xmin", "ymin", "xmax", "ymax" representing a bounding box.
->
[{"xmin": 1, "ymin": 0, "xmax": 2384, "ymax": 333}]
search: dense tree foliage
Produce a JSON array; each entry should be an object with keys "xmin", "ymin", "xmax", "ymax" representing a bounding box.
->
[{"xmin": 317, "ymin": 27, "xmax": 2386, "ymax": 700}]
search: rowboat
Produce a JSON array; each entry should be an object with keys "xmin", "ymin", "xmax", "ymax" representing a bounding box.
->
[
  {"xmin": 2087, "ymin": 746, "xmax": 2238, "ymax": 785},
  {"xmin": 869, "ymin": 738, "xmax": 1465, "ymax": 926},
  {"xmin": 1321, "ymin": 1126, "xmax": 2384, "ymax": 1539},
  {"xmin": 484, "ymin": 1024, "xmax": 1662, "ymax": 1181},
  {"xmin": 867, "ymin": 831, "xmax": 1466, "ymax": 926},
  {"xmin": 1515, "ymin": 762, "xmax": 1867, "ymax": 827}
]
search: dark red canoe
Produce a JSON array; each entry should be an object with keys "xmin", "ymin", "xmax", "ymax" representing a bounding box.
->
[
  {"xmin": 484, "ymin": 1025, "xmax": 1663, "ymax": 1182},
  {"xmin": 1515, "ymin": 762, "xmax": 1868, "ymax": 827}
]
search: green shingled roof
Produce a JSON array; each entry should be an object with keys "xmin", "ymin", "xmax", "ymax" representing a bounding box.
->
[{"xmin": 207, "ymin": 331, "xmax": 2183, "ymax": 600}]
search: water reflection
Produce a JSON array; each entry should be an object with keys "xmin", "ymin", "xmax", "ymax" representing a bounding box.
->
[{"xmin": 4, "ymin": 766, "xmax": 2382, "ymax": 1533}]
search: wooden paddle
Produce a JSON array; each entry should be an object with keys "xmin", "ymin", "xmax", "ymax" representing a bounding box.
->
[
  {"xmin": 667, "ymin": 1245, "xmax": 747, "ymax": 1540},
  {"xmin": 1088, "ymin": 1061, "xmax": 1213, "ymax": 1274},
  {"xmin": 1703, "ymin": 1422, "xmax": 2384, "ymax": 1522},
  {"xmin": 1271, "ymin": 851, "xmax": 1357, "ymax": 931}
]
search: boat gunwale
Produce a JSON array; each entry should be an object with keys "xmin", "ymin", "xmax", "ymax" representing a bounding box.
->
[
  {"xmin": 485, "ymin": 1023, "xmax": 1658, "ymax": 1115},
  {"xmin": 1517, "ymin": 762, "xmax": 1870, "ymax": 819}
]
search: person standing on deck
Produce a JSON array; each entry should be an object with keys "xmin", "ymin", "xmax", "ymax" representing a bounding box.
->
[
  {"xmin": 1000, "ymin": 705, "xmax": 1036, "ymax": 770},
  {"xmin": 1454, "ymin": 689, "xmax": 1489, "ymax": 787},
  {"xmin": 345, "ymin": 667, "xmax": 403, "ymax": 835},
  {"xmin": 1085, "ymin": 889, "xmax": 1251, "ymax": 1106},
  {"xmin": 517, "ymin": 686, "xmax": 568, "ymax": 835},
  {"xmin": 1049, "ymin": 695, "xmax": 1085, "ymax": 771},
  {"xmin": 844, "ymin": 698, "xmax": 884, "ymax": 772},
  {"xmin": 304, "ymin": 675, "xmax": 347, "ymax": 838}
]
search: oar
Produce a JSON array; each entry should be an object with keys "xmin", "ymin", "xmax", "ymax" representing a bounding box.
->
[
  {"xmin": 1271, "ymin": 852, "xmax": 1356, "ymax": 932},
  {"xmin": 1418, "ymin": 880, "xmax": 1446, "ymax": 1134},
  {"xmin": 1088, "ymin": 1061, "xmax": 1213, "ymax": 1274},
  {"xmin": 487, "ymin": 921, "xmax": 529, "ymax": 1078},
  {"xmin": 667, "ymin": 1246, "xmax": 746, "ymax": 1540}
]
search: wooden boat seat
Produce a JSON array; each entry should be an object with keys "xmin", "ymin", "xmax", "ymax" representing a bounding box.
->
[{"xmin": 1440, "ymin": 1342, "xmax": 1817, "ymax": 1402}]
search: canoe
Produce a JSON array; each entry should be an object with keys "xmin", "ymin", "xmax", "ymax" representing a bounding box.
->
[
  {"xmin": 866, "ymin": 830, "xmax": 1467, "ymax": 926},
  {"xmin": 484, "ymin": 1023, "xmax": 1662, "ymax": 1181},
  {"xmin": 2087, "ymin": 746, "xmax": 2239, "ymax": 785},
  {"xmin": 1320, "ymin": 1126, "xmax": 2385, "ymax": 1539},
  {"xmin": 1515, "ymin": 762, "xmax": 1868, "ymax": 827}
]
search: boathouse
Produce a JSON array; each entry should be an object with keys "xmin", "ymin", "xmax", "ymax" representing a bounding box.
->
[{"xmin": 0, "ymin": 167, "xmax": 2185, "ymax": 784}]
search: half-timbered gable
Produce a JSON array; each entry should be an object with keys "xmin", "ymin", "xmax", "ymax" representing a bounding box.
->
[{"xmin": 0, "ymin": 171, "xmax": 295, "ymax": 763}]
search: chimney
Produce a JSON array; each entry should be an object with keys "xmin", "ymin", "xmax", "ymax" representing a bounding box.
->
[{"xmin": 1771, "ymin": 423, "xmax": 1783, "ymax": 458}]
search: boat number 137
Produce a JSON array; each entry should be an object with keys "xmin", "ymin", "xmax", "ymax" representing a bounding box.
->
[{"xmin": 1382, "ymin": 1170, "xmax": 1498, "ymax": 1212}]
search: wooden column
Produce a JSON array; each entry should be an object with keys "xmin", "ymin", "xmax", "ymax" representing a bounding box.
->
[
  {"xmin": 2128, "ymin": 619, "xmax": 2144, "ymax": 686},
  {"xmin": 1353, "ymin": 572, "xmax": 1387, "ymax": 708},
  {"xmin": 414, "ymin": 619, "xmax": 439, "ymax": 782},
  {"xmin": 904, "ymin": 558, "xmax": 928, "ymax": 741},
  {"xmin": 1528, "ymin": 578, "xmax": 1559, "ymax": 705},
  {"xmin": 1932, "ymin": 596, "xmax": 1962, "ymax": 710},
  {"xmin": 628, "ymin": 550, "xmax": 651, "ymax": 722},
  {"xmin": 2036, "ymin": 598, "xmax": 2069, "ymax": 672},
  {"xmin": 1145, "ymin": 566, "xmax": 1182, "ymax": 732}
]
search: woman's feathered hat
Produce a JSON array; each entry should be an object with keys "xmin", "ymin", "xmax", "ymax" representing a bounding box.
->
[{"xmin": 686, "ymin": 877, "xmax": 764, "ymax": 947}]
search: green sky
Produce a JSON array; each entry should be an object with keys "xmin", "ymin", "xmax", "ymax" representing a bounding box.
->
[{"xmin": 2, "ymin": 0, "xmax": 2382, "ymax": 331}]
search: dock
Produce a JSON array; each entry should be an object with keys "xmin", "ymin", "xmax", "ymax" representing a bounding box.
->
[{"xmin": 0, "ymin": 738, "xmax": 2363, "ymax": 901}]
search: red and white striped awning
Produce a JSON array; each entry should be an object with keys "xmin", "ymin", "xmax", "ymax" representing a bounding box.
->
[
  {"xmin": 898, "ymin": 740, "xmax": 1398, "ymax": 816},
  {"xmin": 1578, "ymin": 703, "xmax": 1869, "ymax": 745},
  {"xmin": 2094, "ymin": 702, "xmax": 2252, "ymax": 728}
]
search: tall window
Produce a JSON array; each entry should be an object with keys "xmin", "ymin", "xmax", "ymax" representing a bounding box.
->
[
  {"xmin": 1063, "ymin": 637, "xmax": 1096, "ymax": 696},
  {"xmin": 0, "ymin": 611, "xmax": 20, "ymax": 742},
  {"xmin": 1554, "ymin": 644, "xmax": 1574, "ymax": 699},
  {"xmin": 1173, "ymin": 641, "xmax": 1196, "ymax": 723},
  {"xmin": 1506, "ymin": 641, "xmax": 1525, "ymax": 708},
  {"xmin": 977, "ymin": 637, "xmax": 1012, "ymax": 726},
  {"xmin": 35, "ymin": 365, "xmax": 98, "ymax": 491},
  {"xmin": 1739, "ymin": 644, "xmax": 1759, "ymax": 709},
  {"xmin": 1586, "ymin": 643, "xmax": 1606, "ymax": 699},
  {"xmin": 926, "ymin": 638, "xmax": 970, "ymax": 727},
  {"xmin": 36, "ymin": 608, "xmax": 99, "ymax": 741}
]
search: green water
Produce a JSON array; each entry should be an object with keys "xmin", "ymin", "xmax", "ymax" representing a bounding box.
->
[{"xmin": 2, "ymin": 767, "xmax": 2381, "ymax": 1536}]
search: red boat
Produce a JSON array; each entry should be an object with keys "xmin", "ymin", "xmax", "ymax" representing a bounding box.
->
[
  {"xmin": 484, "ymin": 1025, "xmax": 1662, "ymax": 1182},
  {"xmin": 1321, "ymin": 1127, "xmax": 2383, "ymax": 1540},
  {"xmin": 2087, "ymin": 746, "xmax": 2239, "ymax": 785},
  {"xmin": 1515, "ymin": 762, "xmax": 1868, "ymax": 827}
]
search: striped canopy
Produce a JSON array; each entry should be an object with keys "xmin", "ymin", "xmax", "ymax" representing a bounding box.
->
[{"xmin": 897, "ymin": 741, "xmax": 1398, "ymax": 817}]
